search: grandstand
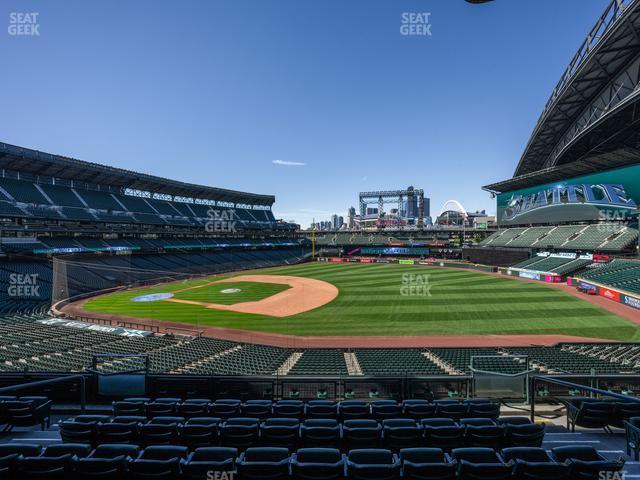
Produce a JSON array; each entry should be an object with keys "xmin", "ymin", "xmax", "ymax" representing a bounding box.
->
[
  {"xmin": 478, "ymin": 224, "xmax": 638, "ymax": 252},
  {"xmin": 0, "ymin": 142, "xmax": 307, "ymax": 314},
  {"xmin": 1, "ymin": 311, "xmax": 639, "ymax": 377},
  {"xmin": 577, "ymin": 259, "xmax": 640, "ymax": 296}
]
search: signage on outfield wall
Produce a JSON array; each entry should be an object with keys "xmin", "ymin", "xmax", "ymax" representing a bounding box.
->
[
  {"xmin": 317, "ymin": 257, "xmax": 494, "ymax": 273},
  {"xmin": 578, "ymin": 281, "xmax": 598, "ymax": 292},
  {"xmin": 623, "ymin": 295, "xmax": 640, "ymax": 310},
  {"xmin": 496, "ymin": 163, "xmax": 640, "ymax": 226},
  {"xmin": 519, "ymin": 271, "xmax": 541, "ymax": 280},
  {"xmin": 600, "ymin": 288, "xmax": 621, "ymax": 302}
]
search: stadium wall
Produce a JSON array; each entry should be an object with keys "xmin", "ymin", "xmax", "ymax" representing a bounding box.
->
[{"xmin": 567, "ymin": 276, "xmax": 640, "ymax": 311}]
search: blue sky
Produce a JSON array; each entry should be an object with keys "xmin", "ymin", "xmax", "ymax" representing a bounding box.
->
[{"xmin": 0, "ymin": 0, "xmax": 610, "ymax": 228}]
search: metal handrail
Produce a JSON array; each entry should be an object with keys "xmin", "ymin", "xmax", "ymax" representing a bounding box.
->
[
  {"xmin": 529, "ymin": 375, "xmax": 640, "ymax": 422},
  {"xmin": 0, "ymin": 374, "xmax": 88, "ymax": 412}
]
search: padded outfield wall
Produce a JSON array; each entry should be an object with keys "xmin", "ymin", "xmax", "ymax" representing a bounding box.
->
[{"xmin": 497, "ymin": 164, "xmax": 640, "ymax": 226}]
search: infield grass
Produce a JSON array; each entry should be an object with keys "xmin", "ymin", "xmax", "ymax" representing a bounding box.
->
[
  {"xmin": 83, "ymin": 262, "xmax": 640, "ymax": 340},
  {"xmin": 172, "ymin": 281, "xmax": 290, "ymax": 305}
]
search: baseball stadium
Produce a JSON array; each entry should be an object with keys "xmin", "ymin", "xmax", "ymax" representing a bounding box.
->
[{"xmin": 1, "ymin": 0, "xmax": 640, "ymax": 478}]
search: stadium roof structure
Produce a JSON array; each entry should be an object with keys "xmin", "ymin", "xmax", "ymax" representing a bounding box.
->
[
  {"xmin": 0, "ymin": 142, "xmax": 275, "ymax": 206},
  {"xmin": 485, "ymin": 0, "xmax": 640, "ymax": 193}
]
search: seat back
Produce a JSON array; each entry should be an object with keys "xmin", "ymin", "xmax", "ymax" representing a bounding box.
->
[
  {"xmin": 190, "ymin": 447, "xmax": 237, "ymax": 462},
  {"xmin": 141, "ymin": 445, "xmax": 189, "ymax": 460},
  {"xmin": 91, "ymin": 444, "xmax": 140, "ymax": 459},
  {"xmin": 244, "ymin": 447, "xmax": 290, "ymax": 463},
  {"xmin": 43, "ymin": 444, "xmax": 92, "ymax": 458},
  {"xmin": 348, "ymin": 448, "xmax": 395, "ymax": 465},
  {"xmin": 295, "ymin": 448, "xmax": 342, "ymax": 464},
  {"xmin": 399, "ymin": 447, "xmax": 445, "ymax": 463}
]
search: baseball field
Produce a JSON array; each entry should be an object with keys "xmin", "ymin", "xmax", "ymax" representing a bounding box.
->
[{"xmin": 80, "ymin": 262, "xmax": 640, "ymax": 341}]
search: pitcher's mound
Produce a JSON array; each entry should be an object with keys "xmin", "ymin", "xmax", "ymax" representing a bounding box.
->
[{"xmin": 164, "ymin": 275, "xmax": 338, "ymax": 317}]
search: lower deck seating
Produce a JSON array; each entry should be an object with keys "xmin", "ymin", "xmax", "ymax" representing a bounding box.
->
[
  {"xmin": 0, "ymin": 442, "xmax": 624, "ymax": 480},
  {"xmin": 580, "ymin": 259, "xmax": 640, "ymax": 295},
  {"xmin": 1, "ymin": 314, "xmax": 639, "ymax": 376}
]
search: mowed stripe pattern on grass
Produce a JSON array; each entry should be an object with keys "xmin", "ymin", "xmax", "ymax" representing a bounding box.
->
[{"xmin": 83, "ymin": 263, "xmax": 640, "ymax": 340}]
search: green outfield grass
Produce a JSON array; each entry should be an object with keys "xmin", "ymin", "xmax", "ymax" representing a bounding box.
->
[{"xmin": 83, "ymin": 262, "xmax": 640, "ymax": 340}]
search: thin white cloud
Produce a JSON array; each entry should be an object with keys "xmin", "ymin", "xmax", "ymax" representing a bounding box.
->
[{"xmin": 272, "ymin": 159, "xmax": 306, "ymax": 166}]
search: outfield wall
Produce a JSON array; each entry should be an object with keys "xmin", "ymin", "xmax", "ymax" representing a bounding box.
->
[
  {"xmin": 316, "ymin": 257, "xmax": 496, "ymax": 273},
  {"xmin": 498, "ymin": 267, "xmax": 563, "ymax": 283},
  {"xmin": 567, "ymin": 276, "xmax": 640, "ymax": 311}
]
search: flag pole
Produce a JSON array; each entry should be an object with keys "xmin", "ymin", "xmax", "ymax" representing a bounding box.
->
[{"xmin": 311, "ymin": 218, "xmax": 315, "ymax": 258}]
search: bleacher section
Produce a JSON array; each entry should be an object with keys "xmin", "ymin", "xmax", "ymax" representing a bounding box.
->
[
  {"xmin": 479, "ymin": 224, "xmax": 638, "ymax": 251},
  {"xmin": 0, "ymin": 248, "xmax": 306, "ymax": 313},
  {"xmin": 509, "ymin": 255, "xmax": 592, "ymax": 276},
  {"xmin": 311, "ymin": 232, "xmax": 451, "ymax": 246},
  {"xmin": 578, "ymin": 259, "xmax": 640, "ymax": 295},
  {"xmin": 0, "ymin": 176, "xmax": 278, "ymax": 230},
  {"xmin": 2, "ymin": 313, "xmax": 639, "ymax": 376},
  {"xmin": 562, "ymin": 343, "xmax": 640, "ymax": 368}
]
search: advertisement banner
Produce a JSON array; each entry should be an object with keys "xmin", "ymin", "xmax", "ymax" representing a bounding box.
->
[
  {"xmin": 519, "ymin": 271, "xmax": 541, "ymax": 280},
  {"xmin": 578, "ymin": 281, "xmax": 598, "ymax": 292},
  {"xmin": 497, "ymin": 164, "xmax": 640, "ymax": 226},
  {"xmin": 600, "ymin": 288, "xmax": 621, "ymax": 302},
  {"xmin": 622, "ymin": 295, "xmax": 640, "ymax": 310},
  {"xmin": 399, "ymin": 259, "xmax": 415, "ymax": 265}
]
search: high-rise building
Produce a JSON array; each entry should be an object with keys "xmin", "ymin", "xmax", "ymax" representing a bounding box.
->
[
  {"xmin": 348, "ymin": 206, "xmax": 356, "ymax": 229},
  {"xmin": 331, "ymin": 214, "xmax": 340, "ymax": 230}
]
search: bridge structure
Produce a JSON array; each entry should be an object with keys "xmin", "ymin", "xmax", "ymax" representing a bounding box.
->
[{"xmin": 358, "ymin": 187, "xmax": 426, "ymax": 229}]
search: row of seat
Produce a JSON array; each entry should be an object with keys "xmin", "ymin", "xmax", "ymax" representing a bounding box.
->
[
  {"xmin": 0, "ymin": 443, "xmax": 625, "ymax": 480},
  {"xmin": 60, "ymin": 415, "xmax": 544, "ymax": 451},
  {"xmin": 566, "ymin": 397, "xmax": 640, "ymax": 432},
  {"xmin": 0, "ymin": 397, "xmax": 51, "ymax": 432},
  {"xmin": 113, "ymin": 398, "xmax": 501, "ymax": 420}
]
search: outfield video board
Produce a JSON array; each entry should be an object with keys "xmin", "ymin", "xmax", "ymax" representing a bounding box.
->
[{"xmin": 497, "ymin": 164, "xmax": 640, "ymax": 226}]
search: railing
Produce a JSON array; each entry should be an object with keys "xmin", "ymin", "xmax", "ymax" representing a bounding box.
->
[
  {"xmin": 0, "ymin": 374, "xmax": 88, "ymax": 412},
  {"xmin": 529, "ymin": 375, "xmax": 640, "ymax": 422}
]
